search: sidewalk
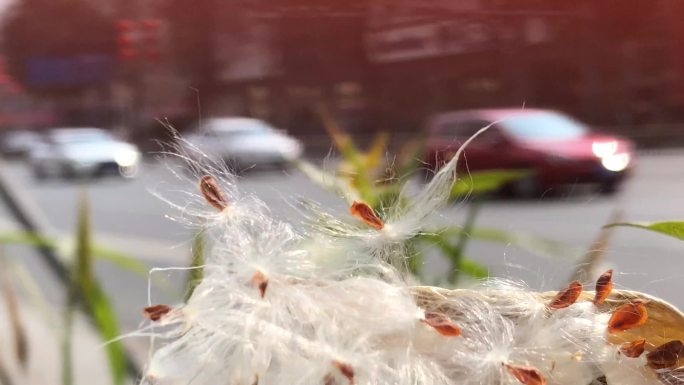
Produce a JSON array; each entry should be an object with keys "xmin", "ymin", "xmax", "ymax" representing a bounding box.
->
[{"xmin": 0, "ymin": 296, "xmax": 115, "ymax": 385}]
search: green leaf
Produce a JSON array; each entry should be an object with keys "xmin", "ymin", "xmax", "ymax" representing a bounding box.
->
[
  {"xmin": 451, "ymin": 169, "xmax": 532, "ymax": 198},
  {"xmin": 0, "ymin": 231, "xmax": 155, "ymax": 282},
  {"xmin": 295, "ymin": 160, "xmax": 360, "ymax": 204},
  {"xmin": 91, "ymin": 245, "xmax": 150, "ymax": 278},
  {"xmin": 73, "ymin": 193, "xmax": 127, "ymax": 385},
  {"xmin": 426, "ymin": 226, "xmax": 578, "ymax": 261},
  {"xmin": 469, "ymin": 227, "xmax": 578, "ymax": 260},
  {"xmin": 361, "ymin": 132, "xmax": 388, "ymax": 171},
  {"xmin": 317, "ymin": 109, "xmax": 379, "ymax": 206},
  {"xmin": 458, "ymin": 257, "xmax": 489, "ymax": 279},
  {"xmin": 604, "ymin": 221, "xmax": 684, "ymax": 241}
]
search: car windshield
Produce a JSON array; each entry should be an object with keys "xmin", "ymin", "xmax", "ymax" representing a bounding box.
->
[
  {"xmin": 501, "ymin": 112, "xmax": 588, "ymax": 139},
  {"xmin": 51, "ymin": 130, "xmax": 115, "ymax": 144}
]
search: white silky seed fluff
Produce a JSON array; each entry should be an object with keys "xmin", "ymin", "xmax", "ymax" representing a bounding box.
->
[{"xmin": 138, "ymin": 131, "xmax": 661, "ymax": 385}]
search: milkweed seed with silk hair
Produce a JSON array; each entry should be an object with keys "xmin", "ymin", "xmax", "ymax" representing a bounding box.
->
[{"xmin": 133, "ymin": 129, "xmax": 684, "ymax": 385}]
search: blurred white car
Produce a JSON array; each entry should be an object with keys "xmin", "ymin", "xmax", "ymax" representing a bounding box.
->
[
  {"xmin": 184, "ymin": 118, "xmax": 303, "ymax": 168},
  {"xmin": 29, "ymin": 128, "xmax": 141, "ymax": 179},
  {"xmin": 0, "ymin": 130, "xmax": 42, "ymax": 157}
]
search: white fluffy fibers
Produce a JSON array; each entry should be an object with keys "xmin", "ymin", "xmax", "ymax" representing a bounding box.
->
[{"xmin": 138, "ymin": 143, "xmax": 683, "ymax": 385}]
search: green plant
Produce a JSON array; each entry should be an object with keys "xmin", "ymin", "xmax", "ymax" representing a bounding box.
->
[
  {"xmin": 0, "ymin": 192, "xmax": 152, "ymax": 385},
  {"xmin": 604, "ymin": 220, "xmax": 684, "ymax": 240},
  {"xmin": 64, "ymin": 192, "xmax": 127, "ymax": 385},
  {"xmin": 297, "ymin": 114, "xmax": 574, "ymax": 284}
]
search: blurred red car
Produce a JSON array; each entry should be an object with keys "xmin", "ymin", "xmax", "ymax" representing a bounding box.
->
[{"xmin": 424, "ymin": 109, "xmax": 635, "ymax": 196}]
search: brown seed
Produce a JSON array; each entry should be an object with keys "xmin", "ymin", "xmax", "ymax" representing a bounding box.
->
[
  {"xmin": 607, "ymin": 301, "xmax": 648, "ymax": 333},
  {"xmin": 143, "ymin": 304, "xmax": 171, "ymax": 321},
  {"xmin": 619, "ymin": 339, "xmax": 646, "ymax": 358},
  {"xmin": 548, "ymin": 280, "xmax": 583, "ymax": 309},
  {"xmin": 252, "ymin": 270, "xmax": 268, "ymax": 298},
  {"xmin": 593, "ymin": 269, "xmax": 613, "ymax": 305},
  {"xmin": 421, "ymin": 312, "xmax": 462, "ymax": 337},
  {"xmin": 199, "ymin": 175, "xmax": 228, "ymax": 211},
  {"xmin": 349, "ymin": 201, "xmax": 384, "ymax": 230},
  {"xmin": 332, "ymin": 360, "xmax": 355, "ymax": 385},
  {"xmin": 647, "ymin": 340, "xmax": 684, "ymax": 369},
  {"xmin": 503, "ymin": 363, "xmax": 547, "ymax": 385}
]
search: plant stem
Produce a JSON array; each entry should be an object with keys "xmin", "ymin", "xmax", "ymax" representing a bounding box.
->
[{"xmin": 448, "ymin": 200, "xmax": 482, "ymax": 285}]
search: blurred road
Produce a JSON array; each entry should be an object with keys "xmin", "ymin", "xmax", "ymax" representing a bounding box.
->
[{"xmin": 2, "ymin": 150, "xmax": 684, "ymax": 337}]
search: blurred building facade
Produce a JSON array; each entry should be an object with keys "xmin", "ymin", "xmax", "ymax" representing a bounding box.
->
[
  {"xmin": 3, "ymin": 0, "xmax": 683, "ymax": 143},
  {"xmin": 180, "ymin": 0, "xmax": 684, "ymax": 139}
]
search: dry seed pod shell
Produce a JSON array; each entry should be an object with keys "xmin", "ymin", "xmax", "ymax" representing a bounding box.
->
[{"xmin": 412, "ymin": 287, "xmax": 684, "ymax": 352}]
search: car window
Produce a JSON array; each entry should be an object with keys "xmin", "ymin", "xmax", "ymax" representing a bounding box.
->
[
  {"xmin": 501, "ymin": 112, "xmax": 588, "ymax": 139},
  {"xmin": 203, "ymin": 119, "xmax": 274, "ymax": 136},
  {"xmin": 51, "ymin": 131, "xmax": 114, "ymax": 144},
  {"xmin": 215, "ymin": 127, "xmax": 269, "ymax": 137}
]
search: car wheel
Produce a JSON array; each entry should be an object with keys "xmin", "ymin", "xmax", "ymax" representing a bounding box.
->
[
  {"xmin": 599, "ymin": 180, "xmax": 620, "ymax": 195},
  {"xmin": 505, "ymin": 175, "xmax": 542, "ymax": 199},
  {"xmin": 32, "ymin": 164, "xmax": 48, "ymax": 180},
  {"xmin": 60, "ymin": 164, "xmax": 77, "ymax": 180}
]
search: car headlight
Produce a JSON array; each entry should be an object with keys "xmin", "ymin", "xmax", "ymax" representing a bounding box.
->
[
  {"xmin": 115, "ymin": 149, "xmax": 140, "ymax": 167},
  {"xmin": 281, "ymin": 141, "xmax": 303, "ymax": 160},
  {"xmin": 601, "ymin": 153, "xmax": 630, "ymax": 172},
  {"xmin": 592, "ymin": 141, "xmax": 618, "ymax": 158}
]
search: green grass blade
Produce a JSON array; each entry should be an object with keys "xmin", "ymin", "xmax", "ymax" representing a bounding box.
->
[
  {"xmin": 0, "ymin": 231, "xmax": 57, "ymax": 248},
  {"xmin": 450, "ymin": 169, "xmax": 532, "ymax": 198},
  {"xmin": 0, "ymin": 255, "xmax": 28, "ymax": 369},
  {"xmin": 570, "ymin": 210, "xmax": 622, "ymax": 282},
  {"xmin": 74, "ymin": 192, "xmax": 127, "ymax": 385},
  {"xmin": 604, "ymin": 220, "xmax": 684, "ymax": 241},
  {"xmin": 184, "ymin": 231, "xmax": 205, "ymax": 302},
  {"xmin": 62, "ymin": 271, "xmax": 75, "ymax": 385},
  {"xmin": 84, "ymin": 284, "xmax": 127, "ymax": 385}
]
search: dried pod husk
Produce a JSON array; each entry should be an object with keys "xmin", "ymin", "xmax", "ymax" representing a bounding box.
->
[
  {"xmin": 415, "ymin": 287, "xmax": 684, "ymax": 353},
  {"xmin": 619, "ymin": 339, "xmax": 646, "ymax": 358},
  {"xmin": 594, "ymin": 269, "xmax": 613, "ymax": 305},
  {"xmin": 349, "ymin": 201, "xmax": 384, "ymax": 230},
  {"xmin": 587, "ymin": 291, "xmax": 684, "ymax": 348},
  {"xmin": 548, "ymin": 280, "xmax": 583, "ymax": 309},
  {"xmin": 646, "ymin": 340, "xmax": 684, "ymax": 369},
  {"xmin": 658, "ymin": 367, "xmax": 684, "ymax": 385},
  {"xmin": 143, "ymin": 304, "xmax": 171, "ymax": 321},
  {"xmin": 503, "ymin": 363, "xmax": 547, "ymax": 385}
]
